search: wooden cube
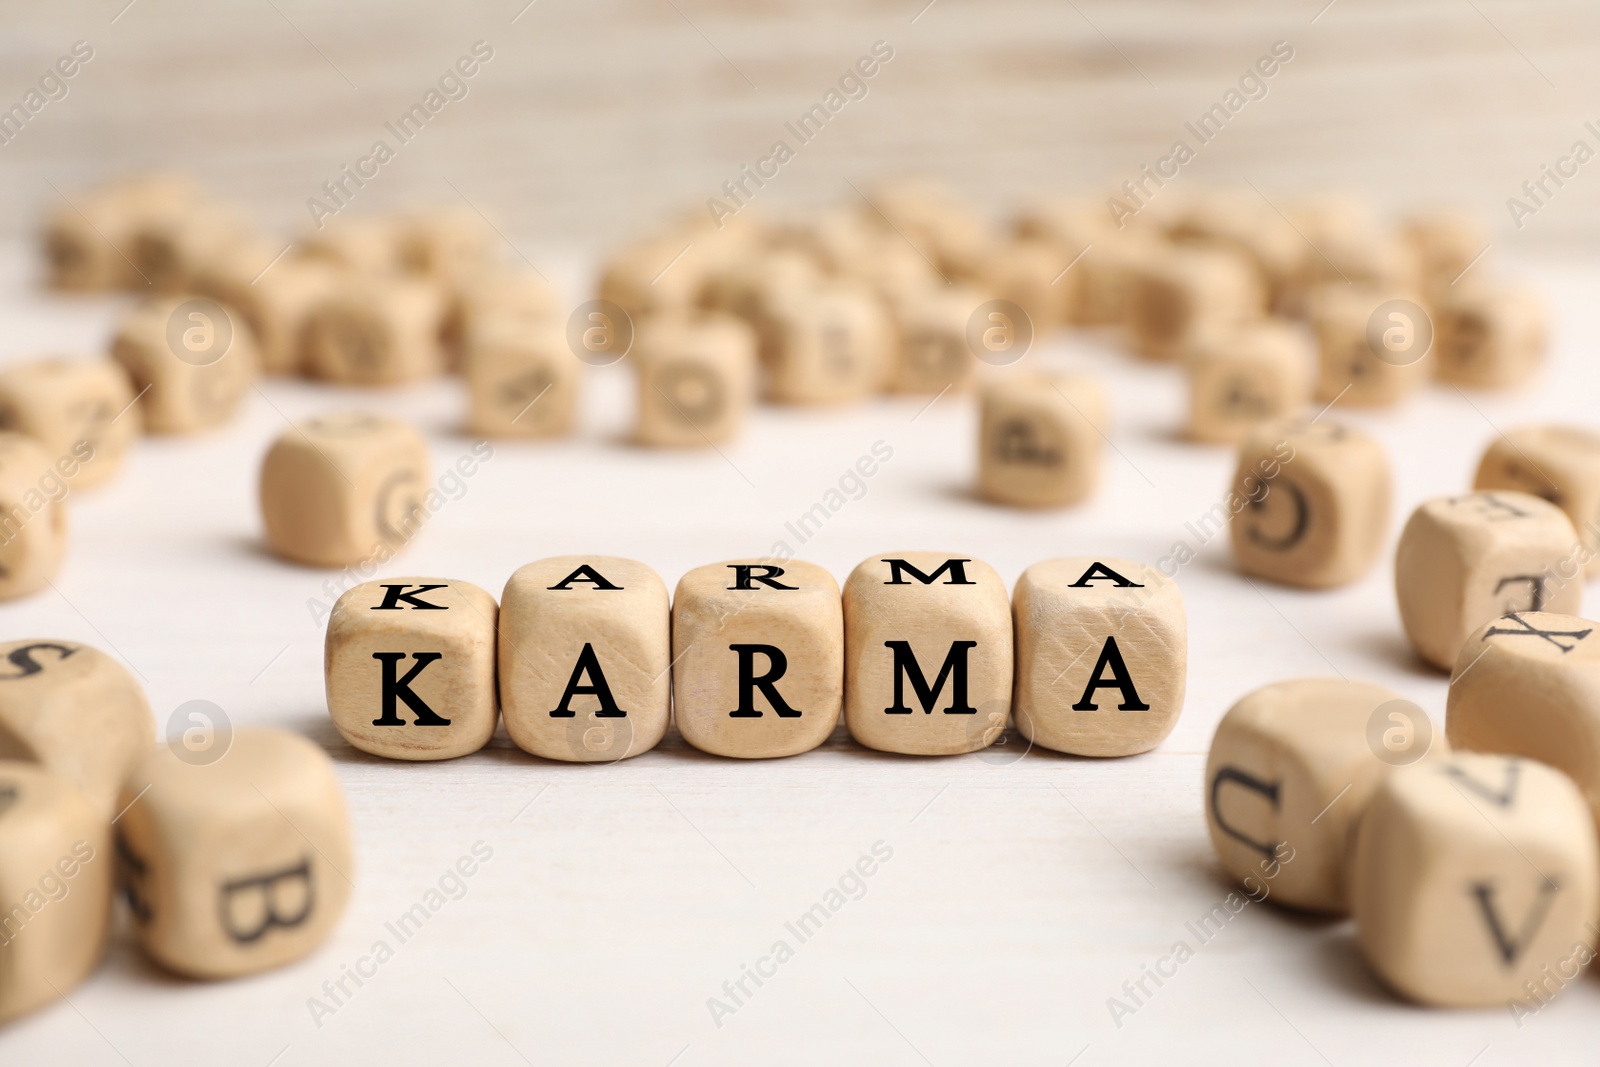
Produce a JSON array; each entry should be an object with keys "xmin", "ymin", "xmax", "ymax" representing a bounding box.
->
[
  {"xmin": 1166, "ymin": 191, "xmax": 1303, "ymax": 311},
  {"xmin": 888, "ymin": 285, "xmax": 985, "ymax": 394},
  {"xmin": 978, "ymin": 374, "xmax": 1107, "ymax": 508},
  {"xmin": 0, "ymin": 762, "xmax": 111, "ymax": 1023},
  {"xmin": 464, "ymin": 315, "xmax": 580, "ymax": 438},
  {"xmin": 1307, "ymin": 285, "xmax": 1431, "ymax": 407},
  {"xmin": 325, "ymin": 578, "xmax": 498, "ymax": 760},
  {"xmin": 983, "ymin": 239, "xmax": 1070, "ymax": 335},
  {"xmin": 0, "ymin": 434, "xmax": 70, "ymax": 600},
  {"xmin": 842, "ymin": 553, "xmax": 1012, "ymax": 755},
  {"xmin": 110, "ymin": 296, "xmax": 259, "ymax": 434},
  {"xmin": 1126, "ymin": 245, "xmax": 1263, "ymax": 362},
  {"xmin": 303, "ymin": 275, "xmax": 446, "ymax": 385},
  {"xmin": 394, "ymin": 207, "xmax": 496, "ymax": 279},
  {"xmin": 1282, "ymin": 197, "xmax": 1416, "ymax": 315},
  {"xmin": 131, "ymin": 200, "xmax": 263, "ymax": 295},
  {"xmin": 633, "ymin": 313, "xmax": 755, "ymax": 447},
  {"xmin": 116, "ymin": 728, "xmax": 353, "ymax": 979},
  {"xmin": 672, "ymin": 558, "xmax": 843, "ymax": 759},
  {"xmin": 1433, "ymin": 283, "xmax": 1548, "ymax": 390},
  {"xmin": 599, "ymin": 237, "xmax": 712, "ymax": 320},
  {"xmin": 1071, "ymin": 232, "xmax": 1159, "ymax": 328},
  {"xmin": 43, "ymin": 173, "xmax": 202, "ymax": 291},
  {"xmin": 1402, "ymin": 210, "xmax": 1487, "ymax": 293},
  {"xmin": 193, "ymin": 253, "xmax": 338, "ymax": 376},
  {"xmin": 0, "ymin": 638, "xmax": 153, "ymax": 817},
  {"xmin": 259, "ymin": 413, "xmax": 431, "ymax": 567},
  {"xmin": 705, "ymin": 248, "xmax": 820, "ymax": 324},
  {"xmin": 1475, "ymin": 425, "xmax": 1600, "ymax": 577},
  {"xmin": 499, "ymin": 556, "xmax": 671, "ymax": 763},
  {"xmin": 1205, "ymin": 678, "xmax": 1431, "ymax": 912},
  {"xmin": 1013, "ymin": 557, "xmax": 1185, "ymax": 757},
  {"xmin": 1229, "ymin": 418, "xmax": 1391, "ymax": 589},
  {"xmin": 0, "ymin": 357, "xmax": 138, "ymax": 487},
  {"xmin": 1395, "ymin": 492, "xmax": 1581, "ymax": 671},
  {"xmin": 1447, "ymin": 611, "xmax": 1600, "ymax": 826},
  {"xmin": 1185, "ymin": 320, "xmax": 1313, "ymax": 444},
  {"xmin": 755, "ymin": 281, "xmax": 891, "ymax": 405},
  {"xmin": 1350, "ymin": 754, "xmax": 1598, "ymax": 1006},
  {"xmin": 443, "ymin": 267, "xmax": 561, "ymax": 369}
]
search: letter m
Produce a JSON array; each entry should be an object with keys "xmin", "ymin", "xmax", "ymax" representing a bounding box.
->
[
  {"xmin": 882, "ymin": 558, "xmax": 974, "ymax": 585},
  {"xmin": 883, "ymin": 641, "xmax": 977, "ymax": 714}
]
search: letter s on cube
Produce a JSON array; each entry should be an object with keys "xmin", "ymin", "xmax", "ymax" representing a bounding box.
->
[{"xmin": 324, "ymin": 578, "xmax": 499, "ymax": 760}]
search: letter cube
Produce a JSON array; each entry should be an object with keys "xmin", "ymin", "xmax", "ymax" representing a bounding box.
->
[
  {"xmin": 0, "ymin": 763, "xmax": 111, "ymax": 1023},
  {"xmin": 1126, "ymin": 245, "xmax": 1263, "ymax": 361},
  {"xmin": 499, "ymin": 556, "xmax": 671, "ymax": 763},
  {"xmin": 599, "ymin": 237, "xmax": 712, "ymax": 319},
  {"xmin": 131, "ymin": 199, "xmax": 262, "ymax": 294},
  {"xmin": 1205, "ymin": 678, "xmax": 1433, "ymax": 912},
  {"xmin": 888, "ymin": 286, "xmax": 984, "ymax": 394},
  {"xmin": 258, "ymin": 413, "xmax": 431, "ymax": 567},
  {"xmin": 303, "ymin": 276, "xmax": 447, "ymax": 385},
  {"xmin": 443, "ymin": 268, "xmax": 561, "ymax": 369},
  {"xmin": 633, "ymin": 313, "xmax": 756, "ymax": 447},
  {"xmin": 1229, "ymin": 418, "xmax": 1391, "ymax": 589},
  {"xmin": 116, "ymin": 728, "xmax": 353, "ymax": 979},
  {"xmin": 1395, "ymin": 492, "xmax": 1581, "ymax": 671},
  {"xmin": 464, "ymin": 315, "xmax": 580, "ymax": 438},
  {"xmin": 672, "ymin": 559, "xmax": 843, "ymax": 759},
  {"xmin": 0, "ymin": 639, "xmax": 153, "ymax": 818},
  {"xmin": 1475, "ymin": 425, "xmax": 1600, "ymax": 577},
  {"xmin": 0, "ymin": 357, "xmax": 138, "ymax": 487},
  {"xmin": 1307, "ymin": 286, "xmax": 1430, "ymax": 407},
  {"xmin": 757, "ymin": 281, "xmax": 892, "ymax": 404},
  {"xmin": 43, "ymin": 173, "xmax": 201, "ymax": 291},
  {"xmin": 983, "ymin": 239, "xmax": 1070, "ymax": 334},
  {"xmin": 296, "ymin": 217, "xmax": 401, "ymax": 276},
  {"xmin": 110, "ymin": 296, "xmax": 258, "ymax": 434},
  {"xmin": 394, "ymin": 207, "xmax": 495, "ymax": 279},
  {"xmin": 194, "ymin": 253, "xmax": 339, "ymax": 376},
  {"xmin": 977, "ymin": 374, "xmax": 1107, "ymax": 508},
  {"xmin": 1402, "ymin": 210, "xmax": 1487, "ymax": 295},
  {"xmin": 842, "ymin": 553, "xmax": 1012, "ymax": 756},
  {"xmin": 1013, "ymin": 558, "xmax": 1185, "ymax": 757},
  {"xmin": 1350, "ymin": 754, "xmax": 1598, "ymax": 1006},
  {"xmin": 325, "ymin": 578, "xmax": 498, "ymax": 760},
  {"xmin": 1185, "ymin": 320, "xmax": 1313, "ymax": 444},
  {"xmin": 1433, "ymin": 283, "xmax": 1547, "ymax": 389},
  {"xmin": 1071, "ymin": 232, "xmax": 1157, "ymax": 328},
  {"xmin": 0, "ymin": 434, "xmax": 69, "ymax": 600},
  {"xmin": 1447, "ymin": 611, "xmax": 1600, "ymax": 826}
]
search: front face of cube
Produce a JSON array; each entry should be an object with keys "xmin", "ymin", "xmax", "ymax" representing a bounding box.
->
[
  {"xmin": 843, "ymin": 554, "xmax": 1012, "ymax": 755},
  {"xmin": 120, "ymin": 300, "xmax": 256, "ymax": 432},
  {"xmin": 979, "ymin": 393, "xmax": 1094, "ymax": 508},
  {"xmin": 638, "ymin": 336, "xmax": 748, "ymax": 447},
  {"xmin": 1013, "ymin": 558, "xmax": 1185, "ymax": 757},
  {"xmin": 893, "ymin": 310, "xmax": 971, "ymax": 393},
  {"xmin": 499, "ymin": 556, "xmax": 671, "ymax": 763},
  {"xmin": 326, "ymin": 579, "xmax": 498, "ymax": 760},
  {"xmin": 0, "ymin": 763, "xmax": 110, "ymax": 1023},
  {"xmin": 467, "ymin": 332, "xmax": 578, "ymax": 438},
  {"xmin": 1190, "ymin": 352, "xmax": 1292, "ymax": 443},
  {"xmin": 0, "ymin": 361, "xmax": 135, "ymax": 486},
  {"xmin": 1353, "ymin": 756, "xmax": 1599, "ymax": 1006},
  {"xmin": 119, "ymin": 744, "xmax": 351, "ymax": 979},
  {"xmin": 770, "ymin": 292, "xmax": 887, "ymax": 404},
  {"xmin": 1446, "ymin": 611, "xmax": 1600, "ymax": 822},
  {"xmin": 1131, "ymin": 272, "xmax": 1191, "ymax": 355},
  {"xmin": 673, "ymin": 560, "xmax": 843, "ymax": 759}
]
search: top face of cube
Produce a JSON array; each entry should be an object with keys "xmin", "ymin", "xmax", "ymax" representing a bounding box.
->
[
  {"xmin": 128, "ymin": 727, "xmax": 345, "ymax": 833},
  {"xmin": 1456, "ymin": 611, "xmax": 1600, "ymax": 672},
  {"xmin": 1015, "ymin": 556, "xmax": 1180, "ymax": 621},
  {"xmin": 675, "ymin": 558, "xmax": 840, "ymax": 625},
  {"xmin": 1388, "ymin": 754, "xmax": 1590, "ymax": 856},
  {"xmin": 1413, "ymin": 491, "xmax": 1575, "ymax": 561},
  {"xmin": 502, "ymin": 555, "xmax": 667, "ymax": 629},
  {"xmin": 1476, "ymin": 425, "xmax": 1600, "ymax": 502},
  {"xmin": 844, "ymin": 552, "xmax": 1007, "ymax": 616}
]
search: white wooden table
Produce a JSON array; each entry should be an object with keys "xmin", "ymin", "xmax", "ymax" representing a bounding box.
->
[{"xmin": 0, "ymin": 242, "xmax": 1594, "ymax": 1065}]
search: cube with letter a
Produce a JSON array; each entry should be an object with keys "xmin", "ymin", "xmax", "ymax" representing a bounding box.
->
[
  {"xmin": 1013, "ymin": 558, "xmax": 1186, "ymax": 757},
  {"xmin": 843, "ymin": 553, "xmax": 1012, "ymax": 755},
  {"xmin": 672, "ymin": 559, "xmax": 843, "ymax": 759},
  {"xmin": 324, "ymin": 578, "xmax": 499, "ymax": 760},
  {"xmin": 499, "ymin": 556, "xmax": 671, "ymax": 763}
]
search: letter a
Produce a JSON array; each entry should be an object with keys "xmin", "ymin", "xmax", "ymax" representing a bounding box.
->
[
  {"xmin": 1072, "ymin": 636, "xmax": 1150, "ymax": 710},
  {"xmin": 548, "ymin": 643, "xmax": 626, "ymax": 718}
]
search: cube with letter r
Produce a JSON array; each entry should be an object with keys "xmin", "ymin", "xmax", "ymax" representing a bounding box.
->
[{"xmin": 324, "ymin": 577, "xmax": 498, "ymax": 760}]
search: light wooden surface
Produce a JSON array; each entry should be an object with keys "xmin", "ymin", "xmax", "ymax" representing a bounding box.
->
[{"xmin": 0, "ymin": 240, "xmax": 1594, "ymax": 1064}]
